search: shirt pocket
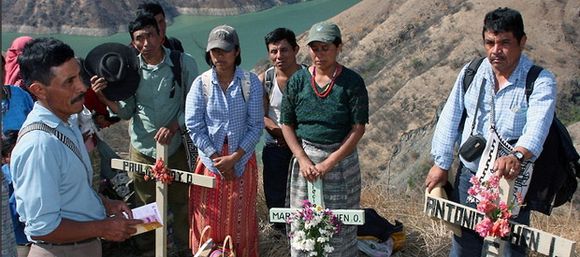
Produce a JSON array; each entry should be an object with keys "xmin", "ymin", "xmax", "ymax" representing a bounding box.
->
[{"xmin": 502, "ymin": 104, "xmax": 528, "ymax": 137}]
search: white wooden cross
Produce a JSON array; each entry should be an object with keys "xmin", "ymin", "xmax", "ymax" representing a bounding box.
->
[
  {"xmin": 424, "ymin": 179, "xmax": 576, "ymax": 257},
  {"xmin": 269, "ymin": 179, "xmax": 365, "ymax": 226},
  {"xmin": 111, "ymin": 143, "xmax": 216, "ymax": 257}
]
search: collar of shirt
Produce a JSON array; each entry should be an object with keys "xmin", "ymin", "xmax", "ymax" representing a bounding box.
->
[
  {"xmin": 208, "ymin": 66, "xmax": 245, "ymax": 87},
  {"xmin": 29, "ymin": 102, "xmax": 78, "ymax": 129},
  {"xmin": 138, "ymin": 47, "xmax": 174, "ymax": 70},
  {"xmin": 480, "ymin": 54, "xmax": 533, "ymax": 92}
]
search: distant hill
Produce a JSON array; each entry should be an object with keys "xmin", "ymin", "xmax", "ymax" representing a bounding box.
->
[
  {"xmin": 293, "ymin": 0, "xmax": 579, "ymax": 189},
  {"xmin": 1, "ymin": 0, "xmax": 302, "ymax": 36}
]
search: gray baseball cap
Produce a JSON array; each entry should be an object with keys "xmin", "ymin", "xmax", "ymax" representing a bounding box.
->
[
  {"xmin": 307, "ymin": 21, "xmax": 341, "ymax": 45},
  {"xmin": 206, "ymin": 25, "xmax": 239, "ymax": 52}
]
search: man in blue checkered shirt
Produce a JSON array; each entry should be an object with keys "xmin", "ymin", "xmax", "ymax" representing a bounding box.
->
[{"xmin": 424, "ymin": 7, "xmax": 556, "ymax": 257}]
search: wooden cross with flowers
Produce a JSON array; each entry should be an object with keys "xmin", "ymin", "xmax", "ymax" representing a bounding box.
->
[
  {"xmin": 269, "ymin": 179, "xmax": 365, "ymax": 255},
  {"xmin": 111, "ymin": 143, "xmax": 215, "ymax": 257},
  {"xmin": 424, "ymin": 177, "xmax": 576, "ymax": 257},
  {"xmin": 269, "ymin": 178, "xmax": 366, "ymax": 225},
  {"xmin": 426, "ymin": 124, "xmax": 576, "ymax": 257}
]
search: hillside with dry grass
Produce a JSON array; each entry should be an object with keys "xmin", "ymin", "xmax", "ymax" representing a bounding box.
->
[{"xmin": 100, "ymin": 0, "xmax": 579, "ymax": 256}]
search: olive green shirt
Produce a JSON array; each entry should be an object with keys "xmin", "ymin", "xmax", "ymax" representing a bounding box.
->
[
  {"xmin": 117, "ymin": 47, "xmax": 198, "ymax": 158},
  {"xmin": 280, "ymin": 66, "xmax": 368, "ymax": 144}
]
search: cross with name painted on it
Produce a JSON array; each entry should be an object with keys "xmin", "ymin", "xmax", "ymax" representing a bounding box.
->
[
  {"xmin": 269, "ymin": 179, "xmax": 365, "ymax": 225},
  {"xmin": 424, "ymin": 181, "xmax": 576, "ymax": 257},
  {"xmin": 111, "ymin": 143, "xmax": 215, "ymax": 257}
]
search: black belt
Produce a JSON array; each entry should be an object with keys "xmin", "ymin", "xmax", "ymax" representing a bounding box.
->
[{"xmin": 36, "ymin": 237, "xmax": 98, "ymax": 246}]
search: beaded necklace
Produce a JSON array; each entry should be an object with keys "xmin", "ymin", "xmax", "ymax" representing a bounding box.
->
[{"xmin": 311, "ymin": 64, "xmax": 342, "ymax": 98}]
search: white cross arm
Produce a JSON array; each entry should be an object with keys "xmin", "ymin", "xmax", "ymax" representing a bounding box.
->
[
  {"xmin": 424, "ymin": 195, "xmax": 576, "ymax": 257},
  {"xmin": 269, "ymin": 208, "xmax": 365, "ymax": 225},
  {"xmin": 111, "ymin": 158, "xmax": 215, "ymax": 188}
]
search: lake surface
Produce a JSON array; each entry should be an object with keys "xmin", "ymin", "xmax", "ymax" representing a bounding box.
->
[{"xmin": 2, "ymin": 0, "xmax": 359, "ymax": 70}]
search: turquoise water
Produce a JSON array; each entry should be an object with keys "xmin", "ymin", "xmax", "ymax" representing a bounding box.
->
[{"xmin": 2, "ymin": 0, "xmax": 359, "ymax": 70}]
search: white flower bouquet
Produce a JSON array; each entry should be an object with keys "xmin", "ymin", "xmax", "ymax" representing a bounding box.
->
[{"xmin": 287, "ymin": 200, "xmax": 341, "ymax": 257}]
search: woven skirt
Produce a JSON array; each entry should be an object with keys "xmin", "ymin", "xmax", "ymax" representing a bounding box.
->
[
  {"xmin": 189, "ymin": 145, "xmax": 259, "ymax": 257},
  {"xmin": 288, "ymin": 140, "xmax": 361, "ymax": 257}
]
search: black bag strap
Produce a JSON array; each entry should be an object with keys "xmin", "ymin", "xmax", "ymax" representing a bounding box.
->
[
  {"xmin": 467, "ymin": 78, "xmax": 487, "ymax": 136},
  {"xmin": 459, "ymin": 57, "xmax": 485, "ymax": 132},
  {"xmin": 18, "ymin": 122, "xmax": 91, "ymax": 179},
  {"xmin": 524, "ymin": 65, "xmax": 543, "ymax": 102},
  {"xmin": 462, "ymin": 57, "xmax": 485, "ymax": 93},
  {"xmin": 168, "ymin": 50, "xmax": 182, "ymax": 98}
]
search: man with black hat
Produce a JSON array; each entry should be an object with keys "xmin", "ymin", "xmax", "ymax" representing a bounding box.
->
[
  {"xmin": 91, "ymin": 14, "xmax": 198, "ymax": 256},
  {"xmin": 10, "ymin": 37, "xmax": 142, "ymax": 257}
]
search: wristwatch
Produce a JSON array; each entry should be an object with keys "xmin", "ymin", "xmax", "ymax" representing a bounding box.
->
[{"xmin": 511, "ymin": 151, "xmax": 525, "ymax": 162}]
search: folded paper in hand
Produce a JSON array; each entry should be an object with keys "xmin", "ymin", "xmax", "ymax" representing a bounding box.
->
[{"xmin": 130, "ymin": 202, "xmax": 163, "ymax": 236}]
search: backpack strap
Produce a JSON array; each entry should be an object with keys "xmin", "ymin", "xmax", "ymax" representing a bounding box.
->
[
  {"xmin": 462, "ymin": 57, "xmax": 485, "ymax": 93},
  {"xmin": 263, "ymin": 67, "xmax": 275, "ymax": 98},
  {"xmin": 524, "ymin": 65, "xmax": 543, "ymax": 102},
  {"xmin": 18, "ymin": 122, "xmax": 91, "ymax": 175},
  {"xmin": 459, "ymin": 57, "xmax": 485, "ymax": 132},
  {"xmin": 169, "ymin": 50, "xmax": 182, "ymax": 98},
  {"xmin": 241, "ymin": 71, "xmax": 251, "ymax": 102},
  {"xmin": 201, "ymin": 70, "xmax": 213, "ymax": 104},
  {"xmin": 201, "ymin": 70, "xmax": 251, "ymax": 103},
  {"xmin": 263, "ymin": 64, "xmax": 307, "ymax": 99}
]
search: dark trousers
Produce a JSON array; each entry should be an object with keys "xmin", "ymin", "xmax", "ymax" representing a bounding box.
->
[
  {"xmin": 450, "ymin": 164, "xmax": 530, "ymax": 257},
  {"xmin": 261, "ymin": 143, "xmax": 292, "ymax": 212}
]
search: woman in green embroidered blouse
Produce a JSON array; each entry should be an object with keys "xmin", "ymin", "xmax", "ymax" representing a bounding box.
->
[{"xmin": 279, "ymin": 21, "xmax": 369, "ymax": 257}]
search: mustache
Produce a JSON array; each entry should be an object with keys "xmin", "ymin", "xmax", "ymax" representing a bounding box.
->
[{"xmin": 70, "ymin": 93, "xmax": 86, "ymax": 104}]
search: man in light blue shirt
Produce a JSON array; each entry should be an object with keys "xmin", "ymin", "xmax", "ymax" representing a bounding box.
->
[
  {"xmin": 10, "ymin": 38, "xmax": 141, "ymax": 257},
  {"xmin": 424, "ymin": 8, "xmax": 556, "ymax": 257},
  {"xmin": 91, "ymin": 14, "xmax": 198, "ymax": 255}
]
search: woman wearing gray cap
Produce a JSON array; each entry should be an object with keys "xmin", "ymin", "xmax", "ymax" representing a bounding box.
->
[
  {"xmin": 280, "ymin": 21, "xmax": 369, "ymax": 257},
  {"xmin": 185, "ymin": 25, "xmax": 263, "ymax": 257}
]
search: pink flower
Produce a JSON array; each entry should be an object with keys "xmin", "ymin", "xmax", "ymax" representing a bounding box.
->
[
  {"xmin": 470, "ymin": 175, "xmax": 480, "ymax": 186},
  {"xmin": 487, "ymin": 174, "xmax": 500, "ymax": 188},
  {"xmin": 477, "ymin": 198, "xmax": 496, "ymax": 214},
  {"xmin": 467, "ymin": 187, "xmax": 478, "ymax": 196},
  {"xmin": 468, "ymin": 173, "xmax": 521, "ymax": 238},
  {"xmin": 496, "ymin": 219, "xmax": 511, "ymax": 237},
  {"xmin": 498, "ymin": 201, "xmax": 512, "ymax": 219},
  {"xmin": 475, "ymin": 217, "xmax": 493, "ymax": 237},
  {"xmin": 490, "ymin": 218, "xmax": 510, "ymax": 237}
]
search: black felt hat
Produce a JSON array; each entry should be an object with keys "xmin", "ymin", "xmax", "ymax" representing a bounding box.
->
[{"xmin": 84, "ymin": 43, "xmax": 140, "ymax": 101}]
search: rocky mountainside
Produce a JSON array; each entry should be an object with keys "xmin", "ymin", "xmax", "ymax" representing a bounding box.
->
[
  {"xmin": 1, "ymin": 0, "xmax": 301, "ymax": 36},
  {"xmin": 304, "ymin": 0, "xmax": 580, "ymax": 189}
]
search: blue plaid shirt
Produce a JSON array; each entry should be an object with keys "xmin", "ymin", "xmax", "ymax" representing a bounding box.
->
[
  {"xmin": 185, "ymin": 67, "xmax": 264, "ymax": 177},
  {"xmin": 431, "ymin": 54, "xmax": 556, "ymax": 172}
]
